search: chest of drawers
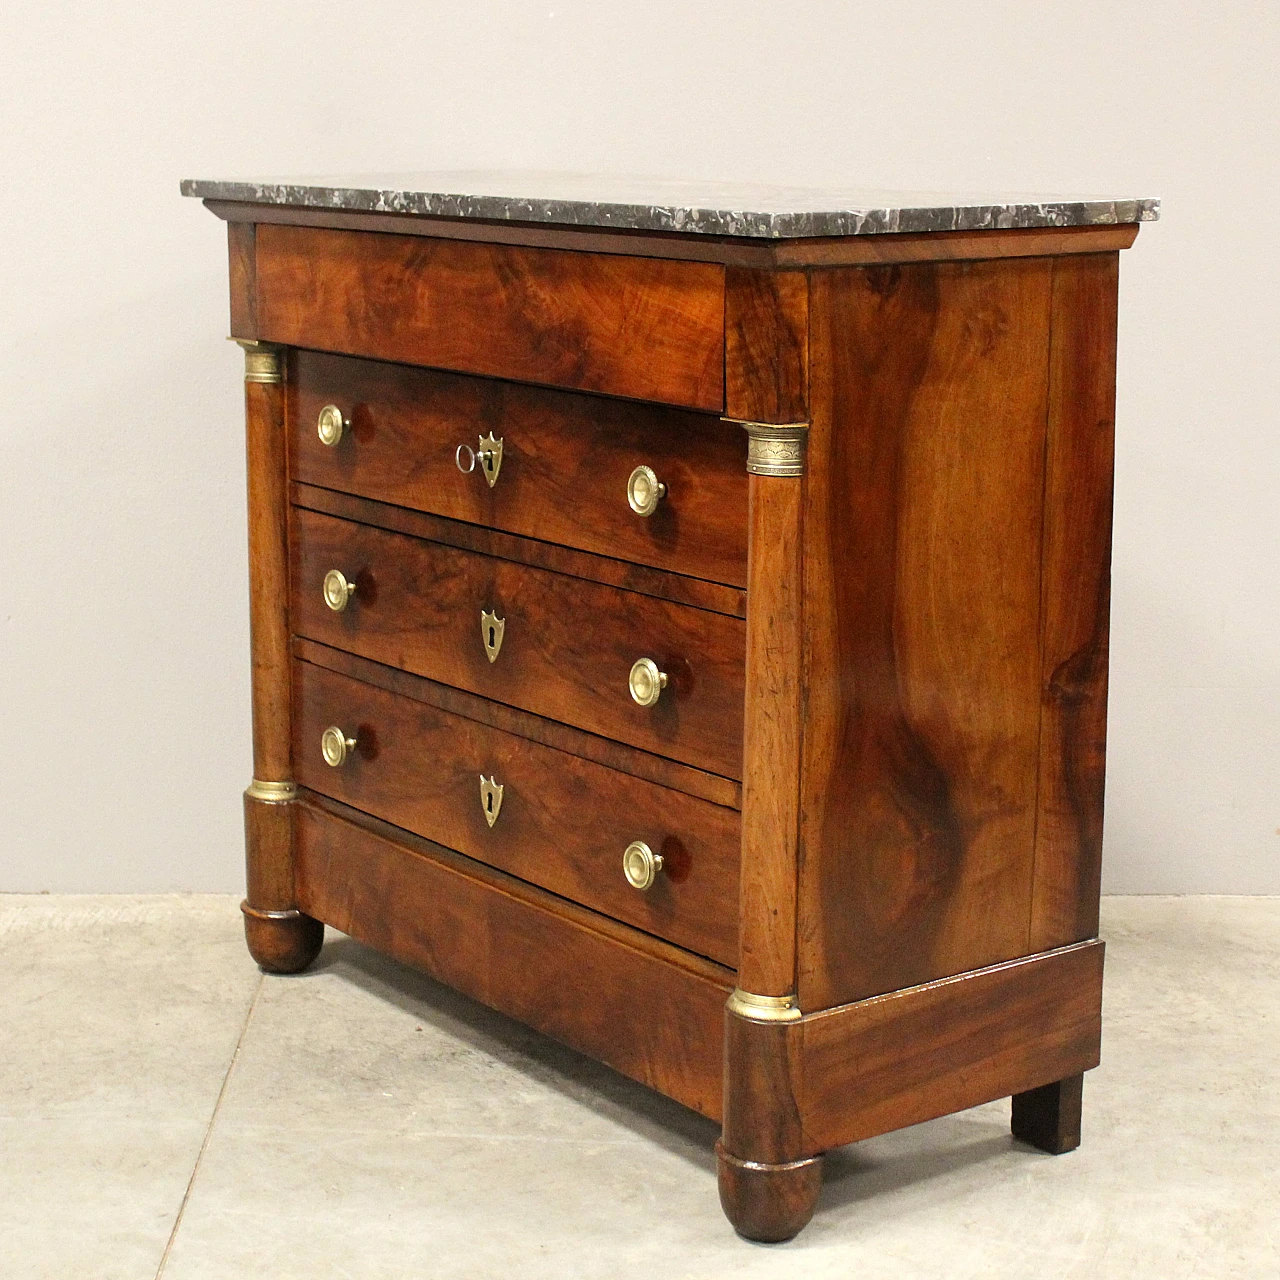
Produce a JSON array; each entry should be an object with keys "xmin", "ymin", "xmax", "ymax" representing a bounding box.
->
[{"xmin": 184, "ymin": 174, "xmax": 1156, "ymax": 1241}]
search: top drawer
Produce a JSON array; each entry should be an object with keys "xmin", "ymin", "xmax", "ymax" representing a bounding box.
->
[
  {"xmin": 291, "ymin": 351, "xmax": 750, "ymax": 588},
  {"xmin": 255, "ymin": 225, "xmax": 725, "ymax": 410}
]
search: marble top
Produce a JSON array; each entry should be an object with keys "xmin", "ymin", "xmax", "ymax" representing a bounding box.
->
[{"xmin": 180, "ymin": 171, "xmax": 1159, "ymax": 240}]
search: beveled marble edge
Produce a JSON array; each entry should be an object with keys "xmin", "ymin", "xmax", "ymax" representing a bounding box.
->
[{"xmin": 179, "ymin": 172, "xmax": 1160, "ymax": 240}]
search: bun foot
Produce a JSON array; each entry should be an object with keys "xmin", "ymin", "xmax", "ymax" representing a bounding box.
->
[
  {"xmin": 241, "ymin": 901, "xmax": 324, "ymax": 974},
  {"xmin": 715, "ymin": 1141, "xmax": 822, "ymax": 1242}
]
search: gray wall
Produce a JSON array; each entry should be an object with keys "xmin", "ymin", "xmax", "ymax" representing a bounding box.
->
[{"xmin": 2, "ymin": 1, "xmax": 1276, "ymax": 892}]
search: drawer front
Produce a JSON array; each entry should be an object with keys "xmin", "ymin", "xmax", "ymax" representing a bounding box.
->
[
  {"xmin": 291, "ymin": 351, "xmax": 749, "ymax": 588},
  {"xmin": 292, "ymin": 507, "xmax": 746, "ymax": 780},
  {"xmin": 294, "ymin": 661, "xmax": 740, "ymax": 967},
  {"xmin": 257, "ymin": 225, "xmax": 725, "ymax": 409}
]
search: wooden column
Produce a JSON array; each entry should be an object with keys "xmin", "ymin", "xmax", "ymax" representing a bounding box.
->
[
  {"xmin": 238, "ymin": 339, "xmax": 323, "ymax": 973},
  {"xmin": 734, "ymin": 428, "xmax": 808, "ymax": 1004},
  {"xmin": 717, "ymin": 268, "xmax": 820, "ymax": 1241}
]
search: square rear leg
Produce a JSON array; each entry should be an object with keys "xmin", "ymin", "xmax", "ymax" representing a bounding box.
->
[{"xmin": 1012, "ymin": 1073, "xmax": 1084, "ymax": 1154}]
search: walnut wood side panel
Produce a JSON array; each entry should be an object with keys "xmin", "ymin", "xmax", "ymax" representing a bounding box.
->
[
  {"xmin": 291, "ymin": 351, "xmax": 748, "ymax": 588},
  {"xmin": 797, "ymin": 940, "xmax": 1103, "ymax": 1152},
  {"xmin": 294, "ymin": 637, "xmax": 742, "ymax": 810},
  {"xmin": 292, "ymin": 507, "xmax": 745, "ymax": 779},
  {"xmin": 294, "ymin": 483, "xmax": 745, "ymax": 619},
  {"xmin": 1029, "ymin": 254, "xmax": 1120, "ymax": 951},
  {"xmin": 294, "ymin": 659, "xmax": 741, "ymax": 966},
  {"xmin": 255, "ymin": 225, "xmax": 726, "ymax": 409},
  {"xmin": 210, "ymin": 200, "xmax": 1139, "ymax": 269},
  {"xmin": 725, "ymin": 269, "xmax": 808, "ymax": 422},
  {"xmin": 294, "ymin": 796, "xmax": 732, "ymax": 1118},
  {"xmin": 800, "ymin": 258, "xmax": 1055, "ymax": 1009}
]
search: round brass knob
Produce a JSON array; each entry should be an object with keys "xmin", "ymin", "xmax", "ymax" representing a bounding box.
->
[
  {"xmin": 623, "ymin": 840, "xmax": 664, "ymax": 891},
  {"xmin": 317, "ymin": 404, "xmax": 348, "ymax": 447},
  {"xmin": 626, "ymin": 465, "xmax": 666, "ymax": 516},
  {"xmin": 628, "ymin": 658, "xmax": 668, "ymax": 707},
  {"xmin": 322, "ymin": 569, "xmax": 356, "ymax": 612},
  {"xmin": 320, "ymin": 725, "xmax": 357, "ymax": 768}
]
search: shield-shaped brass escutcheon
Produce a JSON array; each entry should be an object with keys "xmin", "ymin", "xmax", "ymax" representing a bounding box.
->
[
  {"xmin": 481, "ymin": 609, "xmax": 505, "ymax": 663},
  {"xmin": 479, "ymin": 774, "xmax": 504, "ymax": 828},
  {"xmin": 477, "ymin": 433, "xmax": 503, "ymax": 488}
]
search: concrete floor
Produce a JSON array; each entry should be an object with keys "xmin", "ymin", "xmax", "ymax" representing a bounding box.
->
[{"xmin": 1, "ymin": 896, "xmax": 1275, "ymax": 1279}]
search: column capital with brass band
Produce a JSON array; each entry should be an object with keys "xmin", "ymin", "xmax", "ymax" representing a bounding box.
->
[
  {"xmin": 725, "ymin": 988, "xmax": 802, "ymax": 1022},
  {"xmin": 724, "ymin": 419, "xmax": 810, "ymax": 477},
  {"xmin": 233, "ymin": 338, "xmax": 284, "ymax": 385},
  {"xmin": 245, "ymin": 779, "xmax": 298, "ymax": 803}
]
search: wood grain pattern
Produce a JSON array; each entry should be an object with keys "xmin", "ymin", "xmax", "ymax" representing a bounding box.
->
[
  {"xmin": 292, "ymin": 507, "xmax": 745, "ymax": 778},
  {"xmin": 295, "ymin": 794, "xmax": 732, "ymax": 1118},
  {"xmin": 721, "ymin": 1012, "xmax": 805, "ymax": 1165},
  {"xmin": 256, "ymin": 225, "xmax": 726, "ymax": 409},
  {"xmin": 1029, "ymin": 254, "xmax": 1120, "ymax": 952},
  {"xmin": 242, "ymin": 791, "xmax": 294, "ymax": 911},
  {"xmin": 227, "ymin": 221, "xmax": 256, "ymax": 339},
  {"xmin": 294, "ymin": 483, "xmax": 745, "ymax": 619},
  {"xmin": 738, "ymin": 473, "xmax": 805, "ymax": 997},
  {"xmin": 295, "ymin": 637, "xmax": 742, "ymax": 810},
  {"xmin": 725, "ymin": 268, "xmax": 808, "ymax": 422},
  {"xmin": 797, "ymin": 940, "xmax": 1103, "ymax": 1152},
  {"xmin": 209, "ymin": 199, "xmax": 1140, "ymax": 269},
  {"xmin": 290, "ymin": 351, "xmax": 747, "ymax": 589},
  {"xmin": 294, "ymin": 659, "xmax": 741, "ymax": 966},
  {"xmin": 799, "ymin": 258, "xmax": 1055, "ymax": 1010}
]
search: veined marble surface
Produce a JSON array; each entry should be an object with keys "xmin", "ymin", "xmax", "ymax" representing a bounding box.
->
[{"xmin": 180, "ymin": 171, "xmax": 1159, "ymax": 239}]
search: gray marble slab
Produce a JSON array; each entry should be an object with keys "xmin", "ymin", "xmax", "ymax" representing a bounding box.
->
[{"xmin": 180, "ymin": 171, "xmax": 1159, "ymax": 240}]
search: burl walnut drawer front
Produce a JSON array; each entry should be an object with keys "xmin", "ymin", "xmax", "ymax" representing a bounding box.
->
[
  {"xmin": 292, "ymin": 507, "xmax": 746, "ymax": 779},
  {"xmin": 256, "ymin": 225, "xmax": 725, "ymax": 410},
  {"xmin": 293, "ymin": 660, "xmax": 740, "ymax": 967},
  {"xmin": 291, "ymin": 351, "xmax": 749, "ymax": 589}
]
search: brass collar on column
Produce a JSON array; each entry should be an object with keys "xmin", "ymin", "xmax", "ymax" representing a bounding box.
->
[
  {"xmin": 726, "ymin": 988, "xmax": 803, "ymax": 1022},
  {"xmin": 723, "ymin": 419, "xmax": 810, "ymax": 477},
  {"xmin": 245, "ymin": 779, "xmax": 298, "ymax": 803},
  {"xmin": 233, "ymin": 338, "xmax": 284, "ymax": 385}
]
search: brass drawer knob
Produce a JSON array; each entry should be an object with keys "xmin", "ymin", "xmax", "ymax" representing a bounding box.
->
[
  {"xmin": 627, "ymin": 465, "xmax": 666, "ymax": 516},
  {"xmin": 623, "ymin": 840, "xmax": 664, "ymax": 891},
  {"xmin": 317, "ymin": 404, "xmax": 348, "ymax": 447},
  {"xmin": 320, "ymin": 725, "xmax": 357, "ymax": 768},
  {"xmin": 628, "ymin": 658, "xmax": 668, "ymax": 707},
  {"xmin": 322, "ymin": 569, "xmax": 356, "ymax": 612}
]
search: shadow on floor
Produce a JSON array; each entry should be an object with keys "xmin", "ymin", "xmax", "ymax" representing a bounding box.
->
[
  {"xmin": 305, "ymin": 930, "xmax": 722, "ymax": 1170},
  {"xmin": 821, "ymin": 1125, "xmax": 1015, "ymax": 1212},
  {"xmin": 300, "ymin": 929, "xmax": 1034, "ymax": 1216}
]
